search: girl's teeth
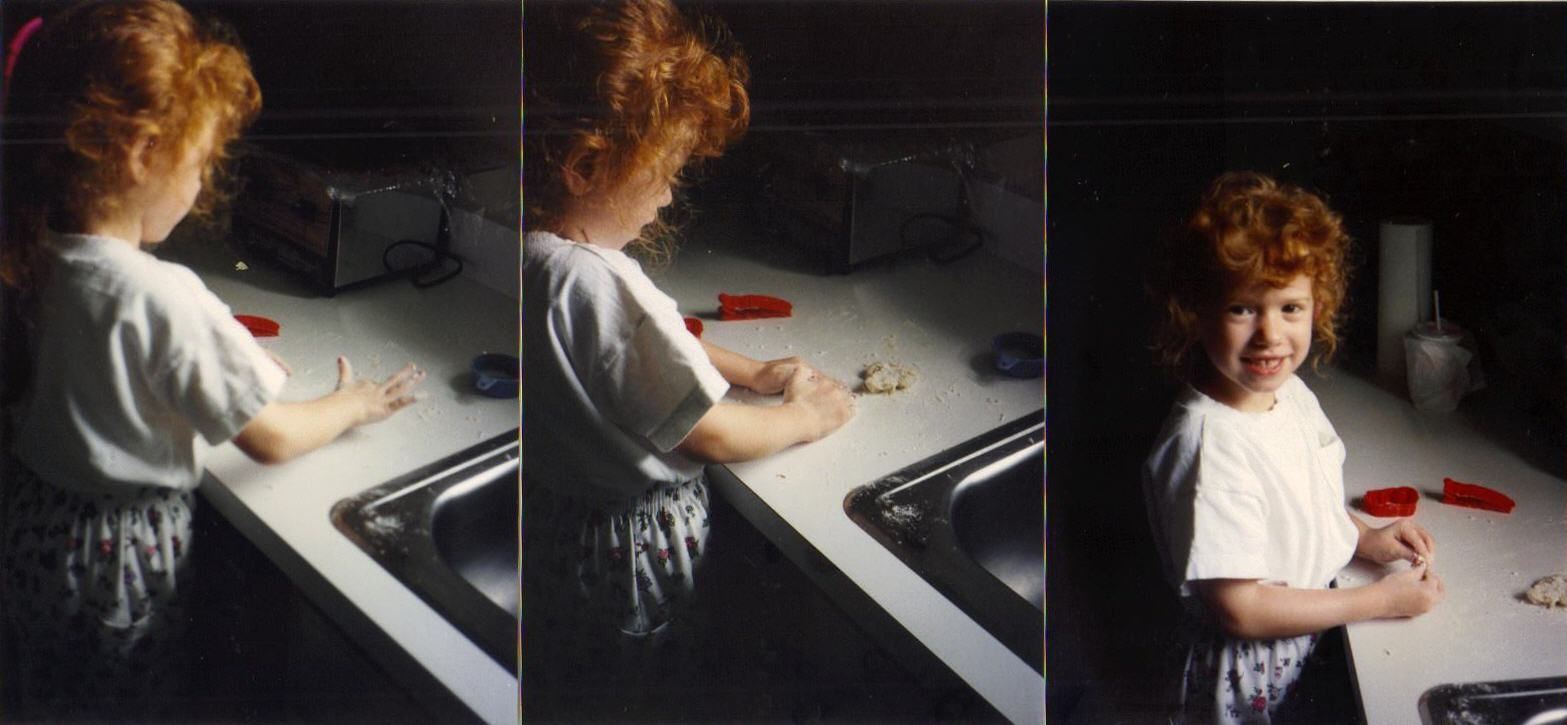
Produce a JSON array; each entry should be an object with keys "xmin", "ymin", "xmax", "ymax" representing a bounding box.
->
[{"xmin": 1247, "ymin": 358, "xmax": 1282, "ymax": 373}]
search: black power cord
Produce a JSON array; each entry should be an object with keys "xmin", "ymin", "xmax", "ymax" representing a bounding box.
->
[{"xmin": 381, "ymin": 207, "xmax": 463, "ymax": 288}]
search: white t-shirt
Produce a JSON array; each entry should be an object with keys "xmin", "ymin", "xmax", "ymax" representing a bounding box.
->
[
  {"xmin": 13, "ymin": 232, "xmax": 287, "ymax": 493},
  {"xmin": 1143, "ymin": 374, "xmax": 1360, "ymax": 608},
  {"xmin": 522, "ymin": 230, "xmax": 728, "ymax": 501}
]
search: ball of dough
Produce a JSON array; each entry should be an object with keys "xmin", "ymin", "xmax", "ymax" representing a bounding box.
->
[
  {"xmin": 1525, "ymin": 574, "xmax": 1567, "ymax": 608},
  {"xmin": 861, "ymin": 361, "xmax": 916, "ymax": 394}
]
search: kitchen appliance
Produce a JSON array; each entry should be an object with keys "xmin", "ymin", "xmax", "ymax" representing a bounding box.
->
[
  {"xmin": 233, "ymin": 150, "xmax": 454, "ymax": 295},
  {"xmin": 754, "ymin": 132, "xmax": 985, "ymax": 273}
]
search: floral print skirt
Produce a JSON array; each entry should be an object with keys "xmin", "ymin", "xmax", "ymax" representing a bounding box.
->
[
  {"xmin": 1172, "ymin": 616, "xmax": 1319, "ymax": 724},
  {"xmin": 521, "ymin": 476, "xmax": 712, "ymax": 704},
  {"xmin": 0, "ymin": 462, "xmax": 194, "ymax": 716}
]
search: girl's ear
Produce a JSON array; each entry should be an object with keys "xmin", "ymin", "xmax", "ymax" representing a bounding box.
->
[
  {"xmin": 126, "ymin": 133, "xmax": 159, "ymax": 185},
  {"xmin": 561, "ymin": 148, "xmax": 596, "ymax": 197}
]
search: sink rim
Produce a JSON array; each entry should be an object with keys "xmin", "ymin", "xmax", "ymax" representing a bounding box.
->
[
  {"xmin": 845, "ymin": 410, "xmax": 1044, "ymax": 673},
  {"xmin": 331, "ymin": 429, "xmax": 519, "ymax": 675},
  {"xmin": 1420, "ymin": 675, "xmax": 1567, "ymax": 725}
]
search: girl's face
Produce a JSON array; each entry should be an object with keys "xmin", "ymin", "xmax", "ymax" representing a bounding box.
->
[
  {"xmin": 1197, "ymin": 273, "xmax": 1315, "ymax": 412},
  {"xmin": 138, "ymin": 123, "xmax": 214, "ymax": 244},
  {"xmin": 564, "ymin": 169, "xmax": 675, "ymax": 251}
]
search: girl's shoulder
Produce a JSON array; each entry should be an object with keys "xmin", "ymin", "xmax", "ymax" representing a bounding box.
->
[
  {"xmin": 525, "ymin": 231, "xmax": 641, "ymax": 289},
  {"xmin": 48, "ymin": 233, "xmax": 202, "ymax": 301},
  {"xmin": 524, "ymin": 230, "xmax": 673, "ymax": 313},
  {"xmin": 1156, "ymin": 383, "xmax": 1276, "ymax": 453}
]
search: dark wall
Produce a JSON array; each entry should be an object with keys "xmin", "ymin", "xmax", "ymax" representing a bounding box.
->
[
  {"xmin": 3, "ymin": 0, "xmax": 520, "ymax": 161},
  {"xmin": 704, "ymin": 0, "xmax": 1042, "ymax": 133}
]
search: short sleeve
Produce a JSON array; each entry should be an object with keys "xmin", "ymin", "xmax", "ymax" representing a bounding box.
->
[
  {"xmin": 600, "ymin": 312, "xmax": 728, "ymax": 451},
  {"xmin": 557, "ymin": 250, "xmax": 728, "ymax": 453},
  {"xmin": 144, "ymin": 267, "xmax": 287, "ymax": 444},
  {"xmin": 1183, "ymin": 419, "xmax": 1272, "ymax": 585}
]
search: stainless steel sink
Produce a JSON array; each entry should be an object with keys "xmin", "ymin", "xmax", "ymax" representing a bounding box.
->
[
  {"xmin": 1420, "ymin": 676, "xmax": 1567, "ymax": 725},
  {"xmin": 845, "ymin": 410, "xmax": 1043, "ymax": 672},
  {"xmin": 332, "ymin": 429, "xmax": 518, "ymax": 674}
]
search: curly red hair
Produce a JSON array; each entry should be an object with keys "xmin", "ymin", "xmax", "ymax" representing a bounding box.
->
[
  {"xmin": 1, "ymin": 0, "xmax": 261, "ymax": 290},
  {"xmin": 1153, "ymin": 171, "xmax": 1352, "ymax": 373},
  {"xmin": 523, "ymin": 0, "xmax": 749, "ymax": 257}
]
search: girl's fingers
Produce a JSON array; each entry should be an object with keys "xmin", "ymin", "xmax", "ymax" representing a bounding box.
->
[
  {"xmin": 381, "ymin": 363, "xmax": 425, "ymax": 397},
  {"xmin": 337, "ymin": 356, "xmax": 353, "ymax": 386}
]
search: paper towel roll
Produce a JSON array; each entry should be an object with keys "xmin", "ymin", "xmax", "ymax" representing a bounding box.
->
[{"xmin": 1377, "ymin": 217, "xmax": 1433, "ymax": 384}]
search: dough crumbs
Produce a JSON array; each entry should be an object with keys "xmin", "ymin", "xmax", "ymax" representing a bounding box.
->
[
  {"xmin": 860, "ymin": 361, "xmax": 917, "ymax": 394},
  {"xmin": 1525, "ymin": 574, "xmax": 1567, "ymax": 608}
]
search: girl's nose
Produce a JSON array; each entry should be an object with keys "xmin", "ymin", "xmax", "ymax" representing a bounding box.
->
[{"xmin": 1253, "ymin": 312, "xmax": 1282, "ymax": 345}]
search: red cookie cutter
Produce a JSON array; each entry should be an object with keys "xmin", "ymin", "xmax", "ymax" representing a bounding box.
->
[
  {"xmin": 1441, "ymin": 477, "xmax": 1515, "ymax": 514},
  {"xmin": 718, "ymin": 293, "xmax": 792, "ymax": 321},
  {"xmin": 1363, "ymin": 486, "xmax": 1419, "ymax": 517},
  {"xmin": 683, "ymin": 317, "xmax": 704, "ymax": 338},
  {"xmin": 234, "ymin": 314, "xmax": 280, "ymax": 338}
]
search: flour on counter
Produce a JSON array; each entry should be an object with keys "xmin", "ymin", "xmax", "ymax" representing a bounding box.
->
[
  {"xmin": 1524, "ymin": 574, "xmax": 1567, "ymax": 608},
  {"xmin": 861, "ymin": 361, "xmax": 917, "ymax": 394},
  {"xmin": 364, "ymin": 512, "xmax": 405, "ymax": 538}
]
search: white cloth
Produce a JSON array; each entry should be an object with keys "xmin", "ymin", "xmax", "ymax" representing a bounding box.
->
[
  {"xmin": 522, "ymin": 230, "xmax": 728, "ymax": 500},
  {"xmin": 12, "ymin": 232, "xmax": 287, "ymax": 493},
  {"xmin": 1143, "ymin": 375, "xmax": 1360, "ymax": 723}
]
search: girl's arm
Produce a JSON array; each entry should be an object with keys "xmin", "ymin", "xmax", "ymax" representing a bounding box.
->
[
  {"xmin": 232, "ymin": 357, "xmax": 424, "ymax": 464},
  {"xmin": 1194, "ymin": 567, "xmax": 1445, "ymax": 640},
  {"xmin": 678, "ymin": 365, "xmax": 854, "ymax": 462},
  {"xmin": 701, "ymin": 339, "xmax": 802, "ymax": 395}
]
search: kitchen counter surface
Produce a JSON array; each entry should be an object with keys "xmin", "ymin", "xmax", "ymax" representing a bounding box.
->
[
  {"xmin": 1311, "ymin": 371, "xmax": 1566, "ymax": 725},
  {"xmin": 656, "ymin": 209, "xmax": 1044, "ymax": 723},
  {"xmin": 165, "ymin": 237, "xmax": 518, "ymax": 724}
]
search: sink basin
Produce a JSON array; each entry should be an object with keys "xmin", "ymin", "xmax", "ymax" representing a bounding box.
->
[
  {"xmin": 845, "ymin": 410, "xmax": 1043, "ymax": 672},
  {"xmin": 332, "ymin": 429, "xmax": 518, "ymax": 674},
  {"xmin": 1420, "ymin": 676, "xmax": 1567, "ymax": 725}
]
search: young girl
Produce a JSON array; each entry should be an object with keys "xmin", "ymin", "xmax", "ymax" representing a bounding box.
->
[
  {"xmin": 522, "ymin": 0, "xmax": 855, "ymax": 715},
  {"xmin": 0, "ymin": 0, "xmax": 424, "ymax": 716},
  {"xmin": 1143, "ymin": 172, "xmax": 1446, "ymax": 723}
]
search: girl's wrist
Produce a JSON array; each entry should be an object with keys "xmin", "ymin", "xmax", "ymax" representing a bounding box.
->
[
  {"xmin": 741, "ymin": 358, "xmax": 766, "ymax": 389},
  {"xmin": 779, "ymin": 400, "xmax": 822, "ymax": 442}
]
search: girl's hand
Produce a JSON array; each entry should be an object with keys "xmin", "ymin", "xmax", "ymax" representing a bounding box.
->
[
  {"xmin": 1375, "ymin": 563, "xmax": 1445, "ymax": 618},
  {"xmin": 783, "ymin": 366, "xmax": 854, "ymax": 441},
  {"xmin": 335, "ymin": 357, "xmax": 425, "ymax": 425},
  {"xmin": 748, "ymin": 356, "xmax": 805, "ymax": 395},
  {"xmin": 1357, "ymin": 517, "xmax": 1436, "ymax": 566}
]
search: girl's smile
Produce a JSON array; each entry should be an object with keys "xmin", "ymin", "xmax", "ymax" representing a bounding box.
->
[{"xmin": 1198, "ymin": 274, "xmax": 1314, "ymax": 412}]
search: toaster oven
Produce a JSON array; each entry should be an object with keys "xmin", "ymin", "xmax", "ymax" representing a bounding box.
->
[
  {"xmin": 232, "ymin": 150, "xmax": 452, "ymax": 295},
  {"xmin": 753, "ymin": 132, "xmax": 981, "ymax": 273}
]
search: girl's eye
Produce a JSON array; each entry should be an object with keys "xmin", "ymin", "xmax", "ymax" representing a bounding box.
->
[
  {"xmin": 1226, "ymin": 305, "xmax": 1254, "ymax": 316},
  {"xmin": 1283, "ymin": 303, "xmax": 1310, "ymax": 314}
]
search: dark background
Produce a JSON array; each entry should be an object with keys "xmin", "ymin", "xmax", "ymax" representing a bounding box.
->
[
  {"xmin": 3, "ymin": 0, "xmax": 519, "ymax": 164},
  {"xmin": 1048, "ymin": 1, "xmax": 1566, "ymax": 720}
]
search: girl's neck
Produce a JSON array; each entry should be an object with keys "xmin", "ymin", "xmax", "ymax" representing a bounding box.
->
[
  {"xmin": 82, "ymin": 220, "xmax": 144, "ymax": 248},
  {"xmin": 551, "ymin": 222, "xmax": 627, "ymax": 252},
  {"xmin": 57, "ymin": 208, "xmax": 144, "ymax": 249}
]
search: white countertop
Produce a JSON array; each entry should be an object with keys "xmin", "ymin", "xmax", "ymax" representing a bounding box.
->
[
  {"xmin": 1309, "ymin": 372, "xmax": 1567, "ymax": 725},
  {"xmin": 169, "ymin": 240, "xmax": 518, "ymax": 724},
  {"xmin": 656, "ymin": 216, "xmax": 1044, "ymax": 723}
]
